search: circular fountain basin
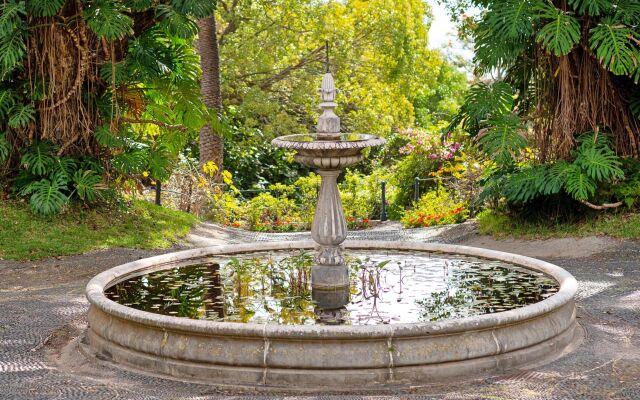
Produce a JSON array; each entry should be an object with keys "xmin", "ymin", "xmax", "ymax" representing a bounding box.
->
[{"xmin": 84, "ymin": 241, "xmax": 578, "ymax": 391}]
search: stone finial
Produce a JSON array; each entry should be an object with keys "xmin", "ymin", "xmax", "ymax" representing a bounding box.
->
[
  {"xmin": 320, "ymin": 73, "xmax": 336, "ymax": 102},
  {"xmin": 316, "ymin": 72, "xmax": 340, "ymax": 139}
]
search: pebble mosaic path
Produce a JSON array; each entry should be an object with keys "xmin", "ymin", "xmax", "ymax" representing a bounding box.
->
[{"xmin": 0, "ymin": 223, "xmax": 638, "ymax": 399}]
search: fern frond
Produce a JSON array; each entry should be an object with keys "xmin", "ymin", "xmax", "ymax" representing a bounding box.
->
[
  {"xmin": 589, "ymin": 17, "xmax": 639, "ymax": 77},
  {"xmin": 8, "ymin": 103, "xmax": 35, "ymax": 128},
  {"xmin": 534, "ymin": 2, "xmax": 581, "ymax": 56}
]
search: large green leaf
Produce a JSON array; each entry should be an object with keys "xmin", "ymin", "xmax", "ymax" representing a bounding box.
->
[
  {"xmin": 568, "ymin": 0, "xmax": 611, "ymax": 16},
  {"xmin": 72, "ymin": 170, "xmax": 103, "ymax": 202},
  {"xmin": 589, "ymin": 18, "xmax": 639, "ymax": 77},
  {"xmin": 543, "ymin": 160, "xmax": 571, "ymax": 195},
  {"xmin": 534, "ymin": 2, "xmax": 581, "ymax": 56},
  {"xmin": 84, "ymin": 0, "xmax": 133, "ymax": 40},
  {"xmin": 448, "ymin": 82, "xmax": 515, "ymax": 135},
  {"xmin": 112, "ymin": 148, "xmax": 148, "ymax": 174},
  {"xmin": 94, "ymin": 125, "xmax": 126, "ymax": 148},
  {"xmin": 504, "ymin": 166, "xmax": 548, "ymax": 203},
  {"xmin": 22, "ymin": 173, "xmax": 68, "ymax": 215},
  {"xmin": 26, "ymin": 0, "xmax": 65, "ymax": 17},
  {"xmin": 0, "ymin": 1, "xmax": 25, "ymax": 36},
  {"xmin": 0, "ymin": 132, "xmax": 10, "ymax": 164},
  {"xmin": 473, "ymin": 21, "xmax": 529, "ymax": 72},
  {"xmin": 479, "ymin": 113, "xmax": 527, "ymax": 166},
  {"xmin": 0, "ymin": 28, "xmax": 27, "ymax": 71},
  {"xmin": 0, "ymin": 89, "xmax": 16, "ymax": 119},
  {"xmin": 20, "ymin": 141, "xmax": 57, "ymax": 176},
  {"xmin": 129, "ymin": 0, "xmax": 155, "ymax": 12},
  {"xmin": 614, "ymin": 0, "xmax": 640, "ymax": 25},
  {"xmin": 157, "ymin": 5, "xmax": 199, "ymax": 39},
  {"xmin": 485, "ymin": 0, "xmax": 534, "ymax": 40},
  {"xmin": 171, "ymin": 0, "xmax": 217, "ymax": 18},
  {"xmin": 564, "ymin": 165, "xmax": 596, "ymax": 201},
  {"xmin": 148, "ymin": 146, "xmax": 173, "ymax": 181},
  {"xmin": 575, "ymin": 145, "xmax": 624, "ymax": 181},
  {"xmin": 8, "ymin": 103, "xmax": 35, "ymax": 128}
]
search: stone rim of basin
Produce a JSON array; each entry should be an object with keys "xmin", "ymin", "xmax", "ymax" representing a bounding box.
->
[
  {"xmin": 86, "ymin": 240, "xmax": 577, "ymax": 336},
  {"xmin": 271, "ymin": 133, "xmax": 386, "ymax": 150}
]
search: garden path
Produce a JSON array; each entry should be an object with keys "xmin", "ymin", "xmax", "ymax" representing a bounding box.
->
[{"xmin": 0, "ymin": 224, "xmax": 638, "ymax": 399}]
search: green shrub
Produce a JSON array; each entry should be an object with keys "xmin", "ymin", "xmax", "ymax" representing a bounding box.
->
[
  {"xmin": 243, "ymin": 192, "xmax": 302, "ymax": 232},
  {"xmin": 12, "ymin": 141, "xmax": 107, "ymax": 215}
]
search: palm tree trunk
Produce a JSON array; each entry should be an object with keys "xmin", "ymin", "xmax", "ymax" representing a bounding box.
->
[{"xmin": 197, "ymin": 14, "xmax": 224, "ymax": 179}]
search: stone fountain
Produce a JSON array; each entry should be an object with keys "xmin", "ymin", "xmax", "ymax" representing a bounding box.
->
[
  {"xmin": 272, "ymin": 70, "xmax": 384, "ymax": 305},
  {"xmin": 83, "ymin": 61, "xmax": 579, "ymax": 392}
]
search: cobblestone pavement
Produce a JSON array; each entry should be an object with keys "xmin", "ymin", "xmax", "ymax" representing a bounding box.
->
[{"xmin": 0, "ymin": 225, "xmax": 639, "ymax": 399}]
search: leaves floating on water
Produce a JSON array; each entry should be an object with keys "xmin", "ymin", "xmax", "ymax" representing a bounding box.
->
[{"xmin": 104, "ymin": 251, "xmax": 559, "ymax": 326}]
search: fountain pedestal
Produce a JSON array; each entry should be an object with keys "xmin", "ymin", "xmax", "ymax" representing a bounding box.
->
[
  {"xmin": 272, "ymin": 71, "xmax": 385, "ymax": 302},
  {"xmin": 311, "ymin": 169, "xmax": 348, "ymax": 289}
]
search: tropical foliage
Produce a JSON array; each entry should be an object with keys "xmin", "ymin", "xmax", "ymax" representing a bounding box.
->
[
  {"xmin": 444, "ymin": 0, "xmax": 640, "ymax": 213},
  {"xmin": 0, "ymin": 0, "xmax": 215, "ymax": 214}
]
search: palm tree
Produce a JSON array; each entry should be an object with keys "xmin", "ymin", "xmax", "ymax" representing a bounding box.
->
[{"xmin": 197, "ymin": 13, "xmax": 224, "ymax": 179}]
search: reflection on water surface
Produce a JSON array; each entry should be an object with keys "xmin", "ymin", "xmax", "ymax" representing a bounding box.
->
[{"xmin": 104, "ymin": 251, "xmax": 559, "ymax": 325}]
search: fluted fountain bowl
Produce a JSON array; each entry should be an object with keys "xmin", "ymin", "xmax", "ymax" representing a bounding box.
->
[{"xmin": 271, "ymin": 133, "xmax": 385, "ymax": 169}]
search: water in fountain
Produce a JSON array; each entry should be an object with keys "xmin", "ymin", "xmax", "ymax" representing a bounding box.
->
[{"xmin": 104, "ymin": 250, "xmax": 559, "ymax": 326}]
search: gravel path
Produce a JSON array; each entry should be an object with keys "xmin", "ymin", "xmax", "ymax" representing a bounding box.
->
[{"xmin": 0, "ymin": 224, "xmax": 638, "ymax": 399}]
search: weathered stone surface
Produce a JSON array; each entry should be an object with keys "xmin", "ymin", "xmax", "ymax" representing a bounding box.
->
[{"xmin": 84, "ymin": 241, "xmax": 579, "ymax": 390}]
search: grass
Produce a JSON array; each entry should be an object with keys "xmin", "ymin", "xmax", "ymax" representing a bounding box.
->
[
  {"xmin": 0, "ymin": 199, "xmax": 199, "ymax": 261},
  {"xmin": 477, "ymin": 209, "xmax": 640, "ymax": 240}
]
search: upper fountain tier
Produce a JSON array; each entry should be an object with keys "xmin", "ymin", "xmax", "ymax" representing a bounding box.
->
[{"xmin": 271, "ymin": 71, "xmax": 385, "ymax": 170}]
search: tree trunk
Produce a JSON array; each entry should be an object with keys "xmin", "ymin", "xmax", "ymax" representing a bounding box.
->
[{"xmin": 197, "ymin": 14, "xmax": 224, "ymax": 180}]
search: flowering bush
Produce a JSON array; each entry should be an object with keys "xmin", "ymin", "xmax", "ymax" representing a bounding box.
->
[
  {"xmin": 401, "ymin": 188, "xmax": 469, "ymax": 228},
  {"xmin": 397, "ymin": 124, "xmax": 462, "ymax": 162},
  {"xmin": 242, "ymin": 192, "xmax": 302, "ymax": 232}
]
